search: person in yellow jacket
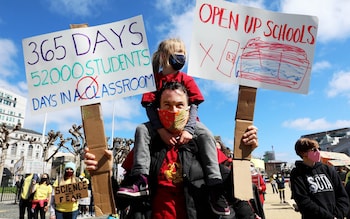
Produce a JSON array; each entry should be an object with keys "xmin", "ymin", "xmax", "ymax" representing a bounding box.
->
[
  {"xmin": 19, "ymin": 173, "xmax": 38, "ymax": 219},
  {"xmin": 52, "ymin": 162, "xmax": 79, "ymax": 219},
  {"xmin": 32, "ymin": 173, "xmax": 52, "ymax": 219}
]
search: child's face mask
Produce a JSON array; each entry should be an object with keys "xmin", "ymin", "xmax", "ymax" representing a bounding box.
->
[
  {"xmin": 158, "ymin": 107, "xmax": 189, "ymax": 134},
  {"xmin": 169, "ymin": 54, "xmax": 186, "ymax": 71}
]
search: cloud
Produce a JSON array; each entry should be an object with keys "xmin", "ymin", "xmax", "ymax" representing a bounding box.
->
[
  {"xmin": 233, "ymin": 0, "xmax": 265, "ymax": 9},
  {"xmin": 0, "ymin": 79, "xmax": 26, "ymax": 97},
  {"xmin": 282, "ymin": 117, "xmax": 350, "ymax": 131},
  {"xmin": 46, "ymin": 0, "xmax": 108, "ymax": 17},
  {"xmin": 280, "ymin": 0, "xmax": 350, "ymax": 42},
  {"xmin": 166, "ymin": 9, "xmax": 195, "ymax": 50},
  {"xmin": 0, "ymin": 38, "xmax": 18, "ymax": 78},
  {"xmin": 105, "ymin": 120, "xmax": 139, "ymax": 132},
  {"xmin": 312, "ymin": 61, "xmax": 331, "ymax": 73},
  {"xmin": 101, "ymin": 98, "xmax": 142, "ymax": 120},
  {"xmin": 23, "ymin": 107, "xmax": 81, "ymax": 133},
  {"xmin": 326, "ymin": 70, "xmax": 350, "ymax": 98},
  {"xmin": 198, "ymin": 79, "xmax": 239, "ymax": 102},
  {"xmin": 154, "ymin": 0, "xmax": 191, "ymax": 12}
]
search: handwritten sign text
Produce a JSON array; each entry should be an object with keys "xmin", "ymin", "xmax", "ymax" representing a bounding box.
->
[{"xmin": 23, "ymin": 15, "xmax": 156, "ymax": 114}]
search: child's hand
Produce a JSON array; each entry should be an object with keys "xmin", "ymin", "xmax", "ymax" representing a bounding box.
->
[{"xmin": 178, "ymin": 130, "xmax": 193, "ymax": 145}]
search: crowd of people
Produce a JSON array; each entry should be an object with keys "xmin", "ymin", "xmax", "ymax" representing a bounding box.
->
[
  {"xmin": 18, "ymin": 36, "xmax": 350, "ymax": 219},
  {"xmin": 19, "ymin": 36, "xmax": 324, "ymax": 219},
  {"xmin": 17, "ymin": 162, "xmax": 92, "ymax": 219},
  {"xmin": 19, "ymin": 36, "xmax": 350, "ymax": 219}
]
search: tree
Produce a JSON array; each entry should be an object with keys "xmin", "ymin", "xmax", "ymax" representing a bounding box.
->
[
  {"xmin": 111, "ymin": 137, "xmax": 133, "ymax": 181},
  {"xmin": 0, "ymin": 122, "xmax": 21, "ymax": 186}
]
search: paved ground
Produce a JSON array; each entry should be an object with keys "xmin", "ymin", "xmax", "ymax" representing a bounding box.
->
[
  {"xmin": 263, "ymin": 183, "xmax": 301, "ymax": 219},
  {"xmin": 0, "ymin": 202, "xmax": 104, "ymax": 219},
  {"xmin": 0, "ymin": 183, "xmax": 301, "ymax": 219}
]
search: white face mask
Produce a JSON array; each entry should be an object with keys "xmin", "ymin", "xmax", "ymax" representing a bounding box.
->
[{"xmin": 250, "ymin": 166, "xmax": 257, "ymax": 174}]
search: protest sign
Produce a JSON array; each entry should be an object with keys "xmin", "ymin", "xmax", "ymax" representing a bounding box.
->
[
  {"xmin": 14, "ymin": 157, "xmax": 24, "ymax": 174},
  {"xmin": 189, "ymin": 0, "xmax": 319, "ymax": 201},
  {"xmin": 189, "ymin": 0, "xmax": 318, "ymax": 94},
  {"xmin": 23, "ymin": 15, "xmax": 155, "ymax": 114},
  {"xmin": 54, "ymin": 181, "xmax": 88, "ymax": 204}
]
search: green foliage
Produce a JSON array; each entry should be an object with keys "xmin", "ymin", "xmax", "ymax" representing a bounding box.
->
[{"xmin": 0, "ymin": 186, "xmax": 17, "ymax": 193}]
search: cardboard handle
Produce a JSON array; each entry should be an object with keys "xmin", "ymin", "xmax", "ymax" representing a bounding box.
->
[{"xmin": 232, "ymin": 85, "xmax": 257, "ymax": 200}]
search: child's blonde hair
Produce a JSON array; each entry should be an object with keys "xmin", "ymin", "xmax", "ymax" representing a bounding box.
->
[{"xmin": 152, "ymin": 38, "xmax": 186, "ymax": 74}]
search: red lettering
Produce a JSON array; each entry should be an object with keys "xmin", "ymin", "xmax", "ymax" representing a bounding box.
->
[
  {"xmin": 264, "ymin": 21, "xmax": 316, "ymax": 45},
  {"xmin": 307, "ymin": 26, "xmax": 317, "ymax": 45},
  {"xmin": 199, "ymin": 3, "xmax": 212, "ymax": 23},
  {"xmin": 199, "ymin": 3, "xmax": 239, "ymax": 30},
  {"xmin": 264, "ymin": 20, "xmax": 274, "ymax": 37},
  {"xmin": 244, "ymin": 16, "xmax": 262, "ymax": 33}
]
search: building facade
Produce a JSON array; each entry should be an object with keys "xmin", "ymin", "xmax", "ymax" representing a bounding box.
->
[
  {"xmin": 0, "ymin": 88, "xmax": 26, "ymax": 127},
  {"xmin": 301, "ymin": 127, "xmax": 350, "ymax": 155},
  {"xmin": 0, "ymin": 128, "xmax": 57, "ymax": 186},
  {"xmin": 0, "ymin": 88, "xmax": 79, "ymax": 185}
]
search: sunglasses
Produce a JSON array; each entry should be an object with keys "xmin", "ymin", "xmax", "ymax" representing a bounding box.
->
[{"xmin": 310, "ymin": 147, "xmax": 320, "ymax": 152}]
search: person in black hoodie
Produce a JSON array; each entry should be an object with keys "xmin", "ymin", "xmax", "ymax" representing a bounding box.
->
[{"xmin": 290, "ymin": 138, "xmax": 349, "ymax": 219}]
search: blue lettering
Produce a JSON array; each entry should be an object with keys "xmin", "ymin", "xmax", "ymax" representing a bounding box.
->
[
  {"xmin": 31, "ymin": 94, "xmax": 57, "ymax": 110},
  {"xmin": 93, "ymin": 30, "xmax": 115, "ymax": 53}
]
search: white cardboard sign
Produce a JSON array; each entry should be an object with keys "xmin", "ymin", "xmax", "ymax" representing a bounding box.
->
[
  {"xmin": 189, "ymin": 0, "xmax": 319, "ymax": 94},
  {"xmin": 23, "ymin": 15, "xmax": 156, "ymax": 114}
]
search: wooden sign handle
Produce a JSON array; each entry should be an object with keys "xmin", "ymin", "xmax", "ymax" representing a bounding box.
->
[
  {"xmin": 234, "ymin": 85, "xmax": 257, "ymax": 160},
  {"xmin": 232, "ymin": 85, "xmax": 257, "ymax": 201}
]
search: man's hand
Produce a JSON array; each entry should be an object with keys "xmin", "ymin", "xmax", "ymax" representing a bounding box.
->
[
  {"xmin": 242, "ymin": 125, "xmax": 258, "ymax": 149},
  {"xmin": 84, "ymin": 148, "xmax": 113, "ymax": 171}
]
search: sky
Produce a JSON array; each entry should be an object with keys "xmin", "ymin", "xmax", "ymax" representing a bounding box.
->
[{"xmin": 1, "ymin": 0, "xmax": 350, "ymax": 164}]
